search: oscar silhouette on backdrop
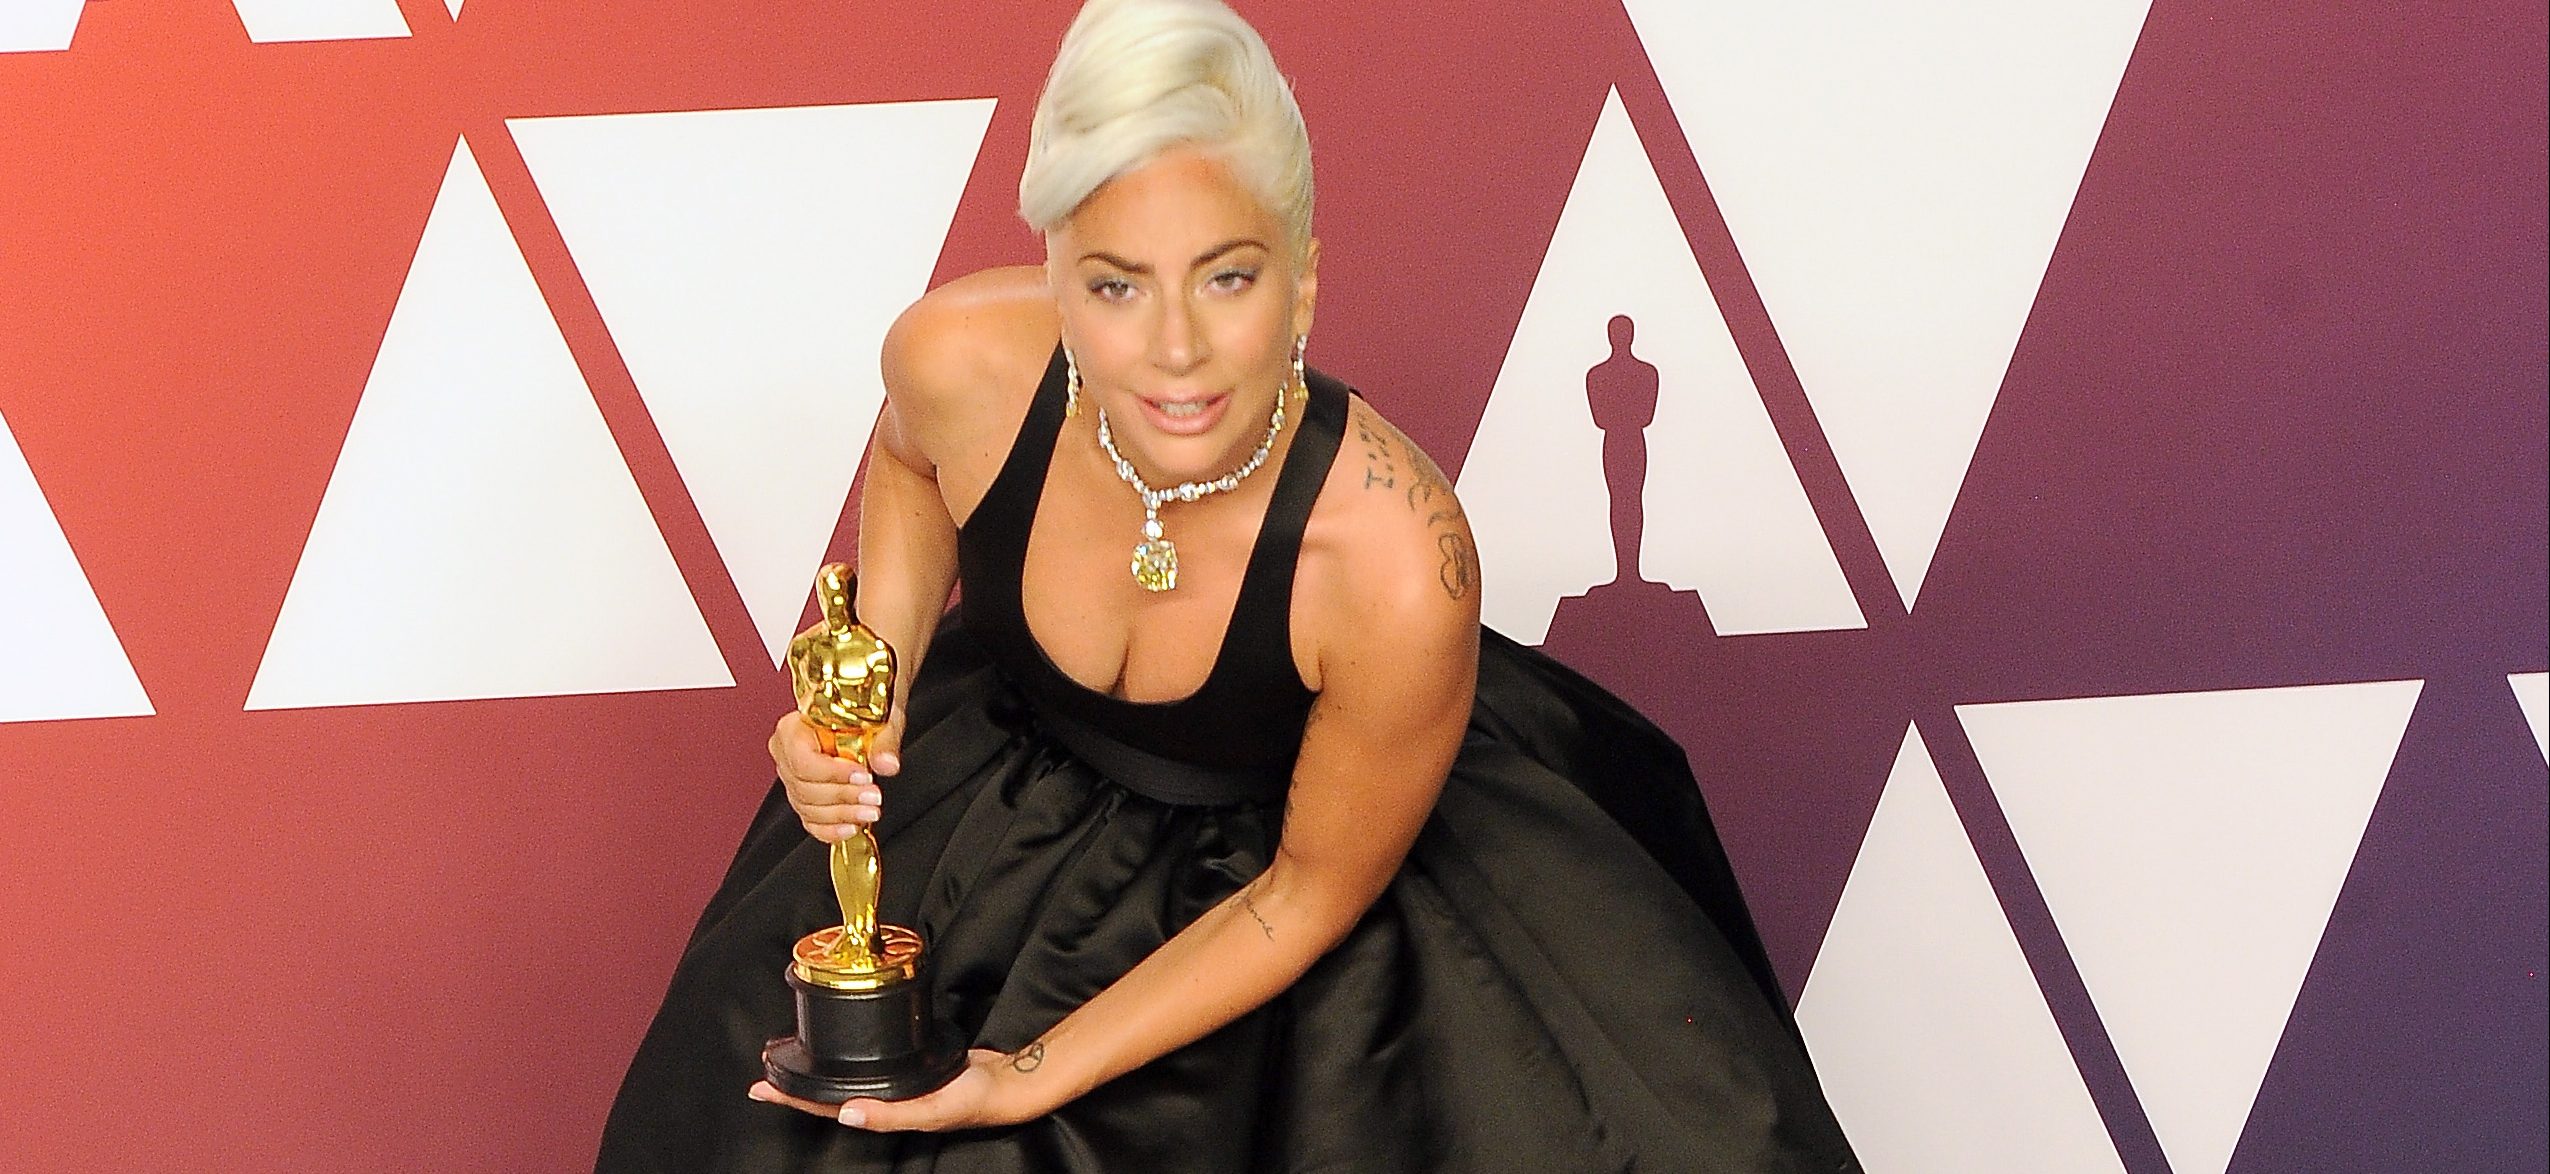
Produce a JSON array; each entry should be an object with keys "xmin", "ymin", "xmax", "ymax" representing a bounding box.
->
[
  {"xmin": 1544, "ymin": 315, "xmax": 1710, "ymax": 718},
  {"xmin": 1589, "ymin": 315, "xmax": 1660, "ymax": 588},
  {"xmin": 1537, "ymin": 315, "xmax": 1892, "ymax": 1010}
]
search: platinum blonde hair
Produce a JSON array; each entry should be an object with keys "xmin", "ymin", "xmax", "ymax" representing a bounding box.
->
[{"xmin": 1019, "ymin": 0, "xmax": 1314, "ymax": 256}]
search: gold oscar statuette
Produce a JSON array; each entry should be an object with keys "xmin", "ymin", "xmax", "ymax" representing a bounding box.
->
[{"xmin": 760, "ymin": 562, "xmax": 964, "ymax": 1104}]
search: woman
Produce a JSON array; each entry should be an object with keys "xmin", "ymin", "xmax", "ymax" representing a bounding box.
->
[{"xmin": 598, "ymin": 1, "xmax": 1859, "ymax": 1170}]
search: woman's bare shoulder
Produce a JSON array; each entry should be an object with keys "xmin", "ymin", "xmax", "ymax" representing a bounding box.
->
[
  {"xmin": 881, "ymin": 266, "xmax": 1059, "ymax": 428},
  {"xmin": 1304, "ymin": 394, "xmax": 1483, "ymax": 624}
]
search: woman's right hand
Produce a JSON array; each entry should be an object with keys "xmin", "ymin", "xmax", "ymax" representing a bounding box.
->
[{"xmin": 769, "ymin": 712, "xmax": 906, "ymax": 841}]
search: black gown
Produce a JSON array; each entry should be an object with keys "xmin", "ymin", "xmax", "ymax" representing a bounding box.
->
[{"xmin": 596, "ymin": 352, "xmax": 1861, "ymax": 1173}]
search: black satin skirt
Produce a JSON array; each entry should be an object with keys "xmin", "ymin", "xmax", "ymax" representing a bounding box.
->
[{"xmin": 595, "ymin": 627, "xmax": 1860, "ymax": 1173}]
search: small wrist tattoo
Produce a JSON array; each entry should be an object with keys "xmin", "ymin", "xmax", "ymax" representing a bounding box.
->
[{"xmin": 1010, "ymin": 1041, "xmax": 1047, "ymax": 1073}]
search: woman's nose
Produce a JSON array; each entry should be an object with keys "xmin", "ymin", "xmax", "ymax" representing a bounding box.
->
[{"xmin": 1149, "ymin": 291, "xmax": 1207, "ymax": 374}]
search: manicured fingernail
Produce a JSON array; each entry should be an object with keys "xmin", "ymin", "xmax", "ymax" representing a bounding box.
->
[
  {"xmin": 748, "ymin": 1086, "xmax": 771, "ymax": 1103},
  {"xmin": 860, "ymin": 790, "xmax": 882, "ymax": 805},
  {"xmin": 837, "ymin": 1105, "xmax": 866, "ymax": 1127}
]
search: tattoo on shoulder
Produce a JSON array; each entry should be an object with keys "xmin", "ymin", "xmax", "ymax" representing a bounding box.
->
[
  {"xmin": 1354, "ymin": 407, "xmax": 1477, "ymax": 601},
  {"xmin": 1354, "ymin": 418, "xmax": 1400, "ymax": 492},
  {"xmin": 1010, "ymin": 1040, "xmax": 1047, "ymax": 1073},
  {"xmin": 1438, "ymin": 531, "xmax": 1478, "ymax": 600},
  {"xmin": 1355, "ymin": 413, "xmax": 1466, "ymax": 521}
]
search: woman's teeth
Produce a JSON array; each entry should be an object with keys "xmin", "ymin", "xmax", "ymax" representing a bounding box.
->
[{"xmin": 1157, "ymin": 400, "xmax": 1208, "ymax": 418}]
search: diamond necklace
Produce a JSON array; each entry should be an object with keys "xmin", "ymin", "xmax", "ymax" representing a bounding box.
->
[{"xmin": 1093, "ymin": 383, "xmax": 1290, "ymax": 592}]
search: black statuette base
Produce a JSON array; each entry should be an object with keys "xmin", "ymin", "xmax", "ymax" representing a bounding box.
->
[{"xmin": 762, "ymin": 963, "xmax": 965, "ymax": 1104}]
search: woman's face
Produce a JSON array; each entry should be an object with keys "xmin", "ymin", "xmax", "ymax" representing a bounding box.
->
[{"xmin": 1047, "ymin": 145, "xmax": 1317, "ymax": 484}]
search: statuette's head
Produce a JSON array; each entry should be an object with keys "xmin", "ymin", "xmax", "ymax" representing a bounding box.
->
[{"xmin": 786, "ymin": 563, "xmax": 895, "ymax": 758}]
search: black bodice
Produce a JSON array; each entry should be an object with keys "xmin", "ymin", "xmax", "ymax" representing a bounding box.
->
[{"xmin": 953, "ymin": 346, "xmax": 1351, "ymax": 806}]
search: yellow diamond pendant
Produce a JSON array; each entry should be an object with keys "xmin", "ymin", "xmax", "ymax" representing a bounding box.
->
[
  {"xmin": 1132, "ymin": 536, "xmax": 1178, "ymax": 592},
  {"xmin": 1131, "ymin": 514, "xmax": 1177, "ymax": 591}
]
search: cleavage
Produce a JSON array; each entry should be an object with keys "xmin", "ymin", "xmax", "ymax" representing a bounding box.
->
[{"xmin": 1014, "ymin": 452, "xmax": 1266, "ymax": 705}]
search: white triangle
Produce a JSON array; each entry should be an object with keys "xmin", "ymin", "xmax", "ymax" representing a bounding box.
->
[
  {"xmin": 246, "ymin": 138, "xmax": 732, "ymax": 710},
  {"xmin": 0, "ymin": 0, "xmax": 83, "ymax": 52},
  {"xmin": 2514, "ymin": 672, "xmax": 2549, "ymax": 762},
  {"xmin": 510, "ymin": 99, "xmax": 997, "ymax": 665},
  {"xmin": 1624, "ymin": 1, "xmax": 2153, "ymax": 609},
  {"xmin": 0, "ymin": 408, "xmax": 154, "ymax": 723},
  {"xmin": 445, "ymin": 0, "xmax": 463, "ymax": 20},
  {"xmin": 1958, "ymin": 680, "xmax": 2422, "ymax": 1174},
  {"xmin": 1797, "ymin": 724, "xmax": 2127, "ymax": 1174},
  {"xmin": 1457, "ymin": 89, "xmax": 1863, "ymax": 643},
  {"xmin": 229, "ymin": 0, "xmax": 411, "ymax": 43}
]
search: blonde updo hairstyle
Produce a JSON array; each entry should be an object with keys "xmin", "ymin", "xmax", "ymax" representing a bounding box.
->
[{"xmin": 1019, "ymin": 0, "xmax": 1314, "ymax": 259}]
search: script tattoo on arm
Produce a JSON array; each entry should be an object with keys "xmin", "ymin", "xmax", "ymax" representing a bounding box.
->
[
  {"xmin": 1009, "ymin": 1040, "xmax": 1047, "ymax": 1073},
  {"xmin": 1236, "ymin": 876, "xmax": 1276, "ymax": 941}
]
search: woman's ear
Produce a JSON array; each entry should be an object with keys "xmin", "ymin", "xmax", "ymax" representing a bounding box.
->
[{"xmin": 1290, "ymin": 237, "xmax": 1320, "ymax": 341}]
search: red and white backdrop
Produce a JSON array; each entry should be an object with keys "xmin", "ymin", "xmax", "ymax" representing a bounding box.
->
[{"xmin": 2, "ymin": 2, "xmax": 2542, "ymax": 1171}]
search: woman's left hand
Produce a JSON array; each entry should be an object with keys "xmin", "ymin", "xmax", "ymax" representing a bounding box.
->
[{"xmin": 748, "ymin": 1048, "xmax": 1044, "ymax": 1131}]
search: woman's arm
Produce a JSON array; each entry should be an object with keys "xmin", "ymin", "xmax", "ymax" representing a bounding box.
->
[
  {"xmin": 770, "ymin": 294, "xmax": 989, "ymax": 836},
  {"xmin": 847, "ymin": 382, "xmax": 962, "ymax": 725},
  {"xmin": 823, "ymin": 408, "xmax": 1485, "ymax": 1129},
  {"xmin": 994, "ymin": 564, "xmax": 1479, "ymax": 1116}
]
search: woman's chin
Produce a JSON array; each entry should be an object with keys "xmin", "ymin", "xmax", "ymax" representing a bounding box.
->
[{"xmin": 1115, "ymin": 428, "xmax": 1262, "ymax": 486}]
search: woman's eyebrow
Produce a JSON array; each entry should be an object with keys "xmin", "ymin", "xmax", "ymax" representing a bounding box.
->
[
  {"xmin": 1079, "ymin": 250, "xmax": 1149, "ymax": 273},
  {"xmin": 1078, "ymin": 240, "xmax": 1267, "ymax": 274},
  {"xmin": 1189, "ymin": 238, "xmax": 1267, "ymax": 268}
]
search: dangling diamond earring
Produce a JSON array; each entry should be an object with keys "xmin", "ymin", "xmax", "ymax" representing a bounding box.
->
[
  {"xmin": 1064, "ymin": 348, "xmax": 1082, "ymax": 419},
  {"xmin": 1290, "ymin": 335, "xmax": 1308, "ymax": 403}
]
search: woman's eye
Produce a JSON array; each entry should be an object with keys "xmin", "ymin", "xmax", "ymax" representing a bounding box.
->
[
  {"xmin": 1208, "ymin": 268, "xmax": 1258, "ymax": 293},
  {"xmin": 1088, "ymin": 277, "xmax": 1135, "ymax": 302}
]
